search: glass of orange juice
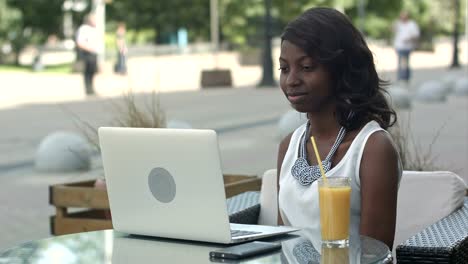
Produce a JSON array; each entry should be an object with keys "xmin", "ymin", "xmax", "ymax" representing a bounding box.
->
[
  {"xmin": 321, "ymin": 244, "xmax": 350, "ymax": 264},
  {"xmin": 318, "ymin": 177, "xmax": 351, "ymax": 248}
]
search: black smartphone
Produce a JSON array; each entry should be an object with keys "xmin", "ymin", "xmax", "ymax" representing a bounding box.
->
[{"xmin": 209, "ymin": 241, "xmax": 281, "ymax": 260}]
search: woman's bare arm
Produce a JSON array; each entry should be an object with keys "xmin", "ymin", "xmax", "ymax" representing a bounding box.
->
[
  {"xmin": 359, "ymin": 131, "xmax": 400, "ymax": 249},
  {"xmin": 277, "ymin": 133, "xmax": 293, "ymax": 225}
]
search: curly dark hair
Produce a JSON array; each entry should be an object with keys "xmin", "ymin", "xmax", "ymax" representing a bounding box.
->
[{"xmin": 281, "ymin": 7, "xmax": 396, "ymax": 130}]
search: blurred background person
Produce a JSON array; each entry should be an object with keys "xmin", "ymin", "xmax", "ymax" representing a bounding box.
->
[
  {"xmin": 114, "ymin": 22, "xmax": 128, "ymax": 75},
  {"xmin": 76, "ymin": 13, "xmax": 99, "ymax": 96},
  {"xmin": 393, "ymin": 11, "xmax": 420, "ymax": 87}
]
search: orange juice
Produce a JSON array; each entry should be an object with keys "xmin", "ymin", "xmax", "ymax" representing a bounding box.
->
[
  {"xmin": 318, "ymin": 178, "xmax": 351, "ymax": 245},
  {"xmin": 321, "ymin": 245, "xmax": 350, "ymax": 264}
]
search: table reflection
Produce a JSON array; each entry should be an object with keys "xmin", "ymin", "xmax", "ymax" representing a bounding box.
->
[
  {"xmin": 280, "ymin": 228, "xmax": 390, "ymax": 264},
  {"xmin": 0, "ymin": 230, "xmax": 111, "ymax": 263},
  {"xmin": 0, "ymin": 229, "xmax": 390, "ymax": 263},
  {"xmin": 112, "ymin": 235, "xmax": 217, "ymax": 263}
]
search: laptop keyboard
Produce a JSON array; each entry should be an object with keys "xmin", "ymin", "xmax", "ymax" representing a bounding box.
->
[{"xmin": 230, "ymin": 229, "xmax": 262, "ymax": 237}]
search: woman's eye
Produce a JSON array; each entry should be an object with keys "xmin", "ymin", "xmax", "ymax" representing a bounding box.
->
[
  {"xmin": 278, "ymin": 66, "xmax": 289, "ymax": 73},
  {"xmin": 302, "ymin": 65, "xmax": 315, "ymax": 71}
]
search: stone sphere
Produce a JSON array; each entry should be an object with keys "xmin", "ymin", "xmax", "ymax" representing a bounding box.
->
[
  {"xmin": 441, "ymin": 74, "xmax": 458, "ymax": 92},
  {"xmin": 415, "ymin": 80, "xmax": 447, "ymax": 102},
  {"xmin": 277, "ymin": 110, "xmax": 307, "ymax": 140},
  {"xmin": 386, "ymin": 86, "xmax": 412, "ymax": 109},
  {"xmin": 453, "ymin": 77, "xmax": 468, "ymax": 96},
  {"xmin": 166, "ymin": 119, "xmax": 192, "ymax": 129},
  {"xmin": 35, "ymin": 131, "xmax": 92, "ymax": 172}
]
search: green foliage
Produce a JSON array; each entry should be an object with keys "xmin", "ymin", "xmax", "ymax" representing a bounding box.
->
[
  {"xmin": 7, "ymin": 0, "xmax": 64, "ymax": 39},
  {"xmin": 0, "ymin": 0, "xmax": 22, "ymax": 63},
  {"xmin": 220, "ymin": 0, "xmax": 399, "ymax": 50},
  {"xmin": 344, "ymin": 0, "xmax": 402, "ymax": 39},
  {"xmin": 107, "ymin": 0, "xmax": 210, "ymax": 43},
  {"xmin": 126, "ymin": 29, "xmax": 156, "ymax": 45},
  {"xmin": 0, "ymin": 0, "xmax": 21, "ymax": 40},
  {"xmin": 363, "ymin": 14, "xmax": 390, "ymax": 39},
  {"xmin": 2, "ymin": 0, "xmax": 462, "ymax": 62},
  {"xmin": 2, "ymin": 0, "xmax": 63, "ymax": 64},
  {"xmin": 220, "ymin": 0, "xmax": 319, "ymax": 49},
  {"xmin": 220, "ymin": 0, "xmax": 264, "ymax": 48},
  {"xmin": 390, "ymin": 0, "xmax": 465, "ymax": 38}
]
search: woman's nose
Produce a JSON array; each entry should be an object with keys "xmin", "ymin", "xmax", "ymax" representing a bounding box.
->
[{"xmin": 286, "ymin": 71, "xmax": 301, "ymax": 87}]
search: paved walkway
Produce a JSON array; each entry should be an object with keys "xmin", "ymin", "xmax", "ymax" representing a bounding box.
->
[
  {"xmin": 0, "ymin": 40, "xmax": 467, "ymax": 251},
  {"xmin": 1, "ymin": 38, "xmax": 466, "ymax": 109}
]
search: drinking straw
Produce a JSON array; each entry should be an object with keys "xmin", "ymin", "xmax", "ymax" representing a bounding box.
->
[{"xmin": 310, "ymin": 136, "xmax": 328, "ymax": 184}]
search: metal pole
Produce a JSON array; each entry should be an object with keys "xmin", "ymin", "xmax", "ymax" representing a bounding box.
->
[
  {"xmin": 62, "ymin": 0, "xmax": 74, "ymax": 40},
  {"xmin": 210, "ymin": 0, "xmax": 219, "ymax": 68},
  {"xmin": 210, "ymin": 0, "xmax": 219, "ymax": 52},
  {"xmin": 465, "ymin": 0, "xmax": 467, "ymax": 72},
  {"xmin": 451, "ymin": 0, "xmax": 460, "ymax": 68},
  {"xmin": 63, "ymin": 12, "xmax": 73, "ymax": 40},
  {"xmin": 92, "ymin": 0, "xmax": 106, "ymax": 64},
  {"xmin": 357, "ymin": 0, "xmax": 366, "ymax": 34},
  {"xmin": 258, "ymin": 0, "xmax": 275, "ymax": 88}
]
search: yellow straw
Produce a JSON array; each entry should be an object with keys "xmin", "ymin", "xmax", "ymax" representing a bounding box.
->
[{"xmin": 310, "ymin": 136, "xmax": 328, "ymax": 184}]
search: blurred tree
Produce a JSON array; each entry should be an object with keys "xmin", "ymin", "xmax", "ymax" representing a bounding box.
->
[
  {"xmin": 7, "ymin": 0, "xmax": 63, "ymax": 37},
  {"xmin": 345, "ymin": 0, "xmax": 402, "ymax": 39},
  {"xmin": 220, "ymin": 0, "xmax": 319, "ymax": 50},
  {"xmin": 0, "ymin": 0, "xmax": 22, "ymax": 63},
  {"xmin": 220, "ymin": 0, "xmax": 401, "ymax": 49},
  {"xmin": 105, "ymin": 0, "xmax": 463, "ymax": 50},
  {"xmin": 107, "ymin": 0, "xmax": 210, "ymax": 44},
  {"xmin": 220, "ymin": 0, "xmax": 264, "ymax": 49},
  {"xmin": 5, "ymin": 0, "xmax": 63, "ymax": 65}
]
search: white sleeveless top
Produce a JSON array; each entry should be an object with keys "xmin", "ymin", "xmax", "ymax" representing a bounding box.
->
[{"xmin": 278, "ymin": 120, "xmax": 401, "ymax": 239}]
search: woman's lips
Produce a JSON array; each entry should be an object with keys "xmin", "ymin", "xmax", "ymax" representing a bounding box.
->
[{"xmin": 287, "ymin": 93, "xmax": 308, "ymax": 103}]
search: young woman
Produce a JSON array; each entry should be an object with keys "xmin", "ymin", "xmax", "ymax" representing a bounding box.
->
[{"xmin": 277, "ymin": 7, "xmax": 401, "ymax": 249}]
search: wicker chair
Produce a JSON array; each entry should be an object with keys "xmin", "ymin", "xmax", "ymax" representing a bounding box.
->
[
  {"xmin": 395, "ymin": 197, "xmax": 468, "ymax": 263},
  {"xmin": 227, "ymin": 191, "xmax": 260, "ymax": 224},
  {"xmin": 226, "ymin": 171, "xmax": 468, "ymax": 264}
]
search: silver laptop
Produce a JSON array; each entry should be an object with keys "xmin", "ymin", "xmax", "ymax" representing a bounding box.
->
[{"xmin": 98, "ymin": 127, "xmax": 298, "ymax": 244}]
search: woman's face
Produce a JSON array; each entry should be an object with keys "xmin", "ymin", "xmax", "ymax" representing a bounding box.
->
[{"xmin": 279, "ymin": 40, "xmax": 334, "ymax": 113}]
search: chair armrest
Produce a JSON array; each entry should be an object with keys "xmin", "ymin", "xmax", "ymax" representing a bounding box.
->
[
  {"xmin": 227, "ymin": 191, "xmax": 260, "ymax": 224},
  {"xmin": 396, "ymin": 198, "xmax": 468, "ymax": 263},
  {"xmin": 258, "ymin": 169, "xmax": 278, "ymax": 226}
]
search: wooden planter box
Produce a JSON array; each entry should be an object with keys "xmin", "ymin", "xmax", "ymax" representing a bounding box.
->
[
  {"xmin": 49, "ymin": 174, "xmax": 261, "ymax": 235},
  {"xmin": 200, "ymin": 69, "xmax": 232, "ymax": 88}
]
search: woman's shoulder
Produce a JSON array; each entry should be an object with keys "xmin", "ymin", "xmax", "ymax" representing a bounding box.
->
[
  {"xmin": 359, "ymin": 120, "xmax": 394, "ymax": 147},
  {"xmin": 345, "ymin": 120, "xmax": 382, "ymax": 144},
  {"xmin": 366, "ymin": 129, "xmax": 398, "ymax": 157},
  {"xmin": 360, "ymin": 121, "xmax": 399, "ymax": 166}
]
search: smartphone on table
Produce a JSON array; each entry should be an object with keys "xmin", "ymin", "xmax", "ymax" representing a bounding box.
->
[{"xmin": 209, "ymin": 241, "xmax": 281, "ymax": 260}]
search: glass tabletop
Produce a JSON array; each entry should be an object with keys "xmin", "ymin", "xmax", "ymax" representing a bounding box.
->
[{"xmin": 0, "ymin": 229, "xmax": 391, "ymax": 263}]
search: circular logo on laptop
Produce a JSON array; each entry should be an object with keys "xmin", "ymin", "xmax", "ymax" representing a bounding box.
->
[{"xmin": 148, "ymin": 167, "xmax": 176, "ymax": 203}]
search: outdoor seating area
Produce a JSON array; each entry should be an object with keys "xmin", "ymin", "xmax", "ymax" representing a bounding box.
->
[
  {"xmin": 228, "ymin": 169, "xmax": 468, "ymax": 263},
  {"xmin": 42, "ymin": 168, "xmax": 468, "ymax": 263}
]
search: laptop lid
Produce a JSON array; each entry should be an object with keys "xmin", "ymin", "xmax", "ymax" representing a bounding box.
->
[{"xmin": 99, "ymin": 127, "xmax": 233, "ymax": 244}]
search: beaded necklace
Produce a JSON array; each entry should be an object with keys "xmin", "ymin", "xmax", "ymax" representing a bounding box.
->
[{"xmin": 291, "ymin": 121, "xmax": 346, "ymax": 186}]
